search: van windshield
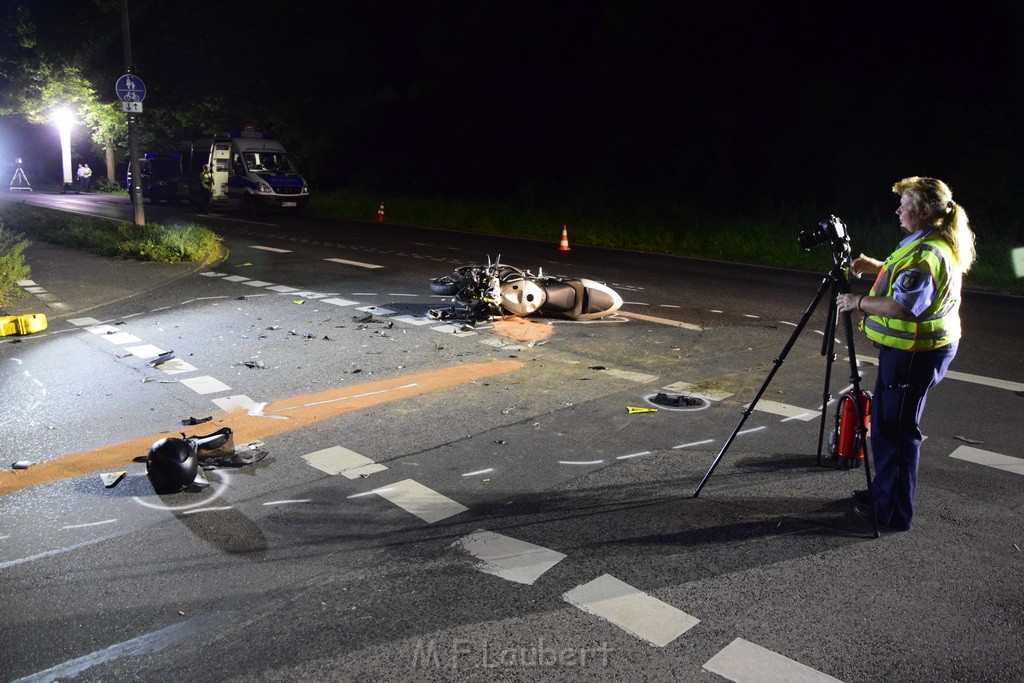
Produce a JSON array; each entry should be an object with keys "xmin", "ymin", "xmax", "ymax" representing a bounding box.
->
[{"xmin": 243, "ymin": 152, "xmax": 293, "ymax": 172}]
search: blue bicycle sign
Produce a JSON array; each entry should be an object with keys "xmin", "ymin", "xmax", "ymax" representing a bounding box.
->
[{"xmin": 115, "ymin": 74, "xmax": 147, "ymax": 102}]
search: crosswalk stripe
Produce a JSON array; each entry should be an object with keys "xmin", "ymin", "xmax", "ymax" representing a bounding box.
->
[
  {"xmin": 703, "ymin": 637, "xmax": 843, "ymax": 682},
  {"xmin": 563, "ymin": 574, "xmax": 699, "ymax": 647},
  {"xmin": 454, "ymin": 529, "xmax": 566, "ymax": 585},
  {"xmin": 371, "ymin": 479, "xmax": 468, "ymax": 524},
  {"xmin": 302, "ymin": 446, "xmax": 388, "ymax": 478},
  {"xmin": 950, "ymin": 445, "xmax": 1024, "ymax": 475}
]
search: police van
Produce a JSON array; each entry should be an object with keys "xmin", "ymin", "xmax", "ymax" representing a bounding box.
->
[{"xmin": 180, "ymin": 128, "xmax": 309, "ymax": 214}]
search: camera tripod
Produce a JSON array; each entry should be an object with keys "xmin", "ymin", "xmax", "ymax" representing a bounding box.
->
[{"xmin": 692, "ymin": 250, "xmax": 879, "ymax": 538}]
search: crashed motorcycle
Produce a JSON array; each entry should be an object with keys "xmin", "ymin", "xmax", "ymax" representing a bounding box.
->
[{"xmin": 428, "ymin": 256, "xmax": 623, "ymax": 322}]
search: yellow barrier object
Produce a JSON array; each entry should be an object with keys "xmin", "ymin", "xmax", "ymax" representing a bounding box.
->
[{"xmin": 0, "ymin": 314, "xmax": 48, "ymax": 337}]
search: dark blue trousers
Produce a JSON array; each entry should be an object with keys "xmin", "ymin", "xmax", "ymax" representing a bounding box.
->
[{"xmin": 868, "ymin": 342, "xmax": 958, "ymax": 530}]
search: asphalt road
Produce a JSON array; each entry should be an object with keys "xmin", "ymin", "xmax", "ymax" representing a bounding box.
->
[{"xmin": 1, "ymin": 192, "xmax": 1023, "ymax": 682}]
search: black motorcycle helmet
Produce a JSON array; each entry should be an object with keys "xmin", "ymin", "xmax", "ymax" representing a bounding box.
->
[{"xmin": 146, "ymin": 437, "xmax": 198, "ymax": 493}]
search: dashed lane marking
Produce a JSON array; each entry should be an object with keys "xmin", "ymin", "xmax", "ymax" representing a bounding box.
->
[
  {"xmin": 454, "ymin": 529, "xmax": 567, "ymax": 585},
  {"xmin": 0, "ymin": 360, "xmax": 525, "ymax": 497},
  {"xmin": 563, "ymin": 573, "xmax": 700, "ymax": 647},
  {"xmin": 950, "ymin": 445, "xmax": 1024, "ymax": 475},
  {"xmin": 325, "ymin": 257, "xmax": 385, "ymax": 269},
  {"xmin": 250, "ymin": 245, "xmax": 292, "ymax": 253},
  {"xmin": 178, "ymin": 376, "xmax": 232, "ymax": 395},
  {"xmin": 703, "ymin": 637, "xmax": 843, "ymax": 682},
  {"xmin": 854, "ymin": 356, "xmax": 1024, "ymax": 392}
]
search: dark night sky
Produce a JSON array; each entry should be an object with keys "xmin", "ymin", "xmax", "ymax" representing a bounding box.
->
[{"xmin": 6, "ymin": 0, "xmax": 1024, "ymax": 222}]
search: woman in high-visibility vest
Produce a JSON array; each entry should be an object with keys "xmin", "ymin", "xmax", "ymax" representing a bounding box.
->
[{"xmin": 837, "ymin": 177, "xmax": 976, "ymax": 531}]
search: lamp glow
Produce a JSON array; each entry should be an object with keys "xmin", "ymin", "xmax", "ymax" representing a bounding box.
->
[{"xmin": 52, "ymin": 107, "xmax": 74, "ymax": 188}]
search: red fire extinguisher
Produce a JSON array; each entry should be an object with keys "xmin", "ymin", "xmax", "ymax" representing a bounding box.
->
[{"xmin": 829, "ymin": 389, "xmax": 871, "ymax": 468}]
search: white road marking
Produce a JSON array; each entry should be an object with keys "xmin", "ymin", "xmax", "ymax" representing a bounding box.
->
[
  {"xmin": 181, "ymin": 506, "xmax": 234, "ymax": 515},
  {"xmin": 563, "ymin": 574, "xmax": 700, "ymax": 647},
  {"xmin": 179, "ymin": 376, "xmax": 231, "ymax": 395},
  {"xmin": 123, "ymin": 344, "xmax": 165, "ymax": 359},
  {"xmin": 662, "ymin": 381, "xmax": 733, "ymax": 402},
  {"xmin": 950, "ymin": 445, "xmax": 1024, "ymax": 475},
  {"xmin": 321, "ymin": 297, "xmax": 360, "ymax": 307},
  {"xmin": 266, "ymin": 285, "xmax": 300, "ymax": 293},
  {"xmin": 302, "ymin": 446, "xmax": 388, "ymax": 478},
  {"xmin": 747, "ymin": 399, "xmax": 820, "ymax": 421},
  {"xmin": 619, "ymin": 310, "xmax": 703, "ymax": 331},
  {"xmin": 454, "ymin": 529, "xmax": 567, "ymax": 585},
  {"xmin": 558, "ymin": 460, "xmax": 605, "ymax": 465},
  {"xmin": 356, "ymin": 305, "xmax": 396, "ymax": 315},
  {"xmin": 263, "ymin": 499, "xmax": 311, "ymax": 506},
  {"xmin": 703, "ymin": 637, "xmax": 843, "ymax": 682},
  {"xmin": 371, "ymin": 479, "xmax": 468, "ymax": 523},
  {"xmin": 673, "ymin": 439, "xmax": 715, "ymax": 449},
  {"xmin": 241, "ymin": 280, "xmax": 274, "ymax": 287},
  {"xmin": 250, "ymin": 245, "xmax": 291, "ymax": 253},
  {"xmin": 325, "ymin": 257, "xmax": 385, "ymax": 269},
  {"xmin": 391, "ymin": 315, "xmax": 435, "ymax": 326},
  {"xmin": 68, "ymin": 317, "xmax": 101, "ymax": 326},
  {"xmin": 600, "ymin": 368, "xmax": 659, "ymax": 383},
  {"xmin": 616, "ymin": 451, "xmax": 652, "ymax": 460},
  {"xmin": 222, "ymin": 275, "xmax": 251, "ymax": 282},
  {"xmin": 155, "ymin": 359, "xmax": 196, "ymax": 375},
  {"xmin": 854, "ymin": 356, "xmax": 1024, "ymax": 391},
  {"xmin": 738, "ymin": 426, "xmax": 767, "ymax": 436},
  {"xmin": 61, "ymin": 519, "xmax": 117, "ymax": 530},
  {"xmin": 211, "ymin": 394, "xmax": 261, "ymax": 413}
]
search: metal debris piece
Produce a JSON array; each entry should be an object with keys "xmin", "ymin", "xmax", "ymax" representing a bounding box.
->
[
  {"xmin": 149, "ymin": 350, "xmax": 175, "ymax": 367},
  {"xmin": 182, "ymin": 416, "xmax": 213, "ymax": 426},
  {"xmin": 12, "ymin": 460, "xmax": 32, "ymax": 469},
  {"xmin": 953, "ymin": 435, "xmax": 983, "ymax": 445},
  {"xmin": 242, "ymin": 360, "xmax": 266, "ymax": 369}
]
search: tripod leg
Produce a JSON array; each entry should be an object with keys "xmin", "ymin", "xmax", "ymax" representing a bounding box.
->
[
  {"xmin": 816, "ymin": 287, "xmax": 841, "ymax": 466},
  {"xmin": 693, "ymin": 272, "xmax": 834, "ymax": 497}
]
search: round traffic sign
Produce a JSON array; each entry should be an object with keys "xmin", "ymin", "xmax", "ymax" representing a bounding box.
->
[{"xmin": 115, "ymin": 74, "xmax": 147, "ymax": 102}]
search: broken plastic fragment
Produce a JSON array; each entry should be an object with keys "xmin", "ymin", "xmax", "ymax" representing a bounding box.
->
[
  {"xmin": 100, "ymin": 471, "xmax": 127, "ymax": 488},
  {"xmin": 182, "ymin": 416, "xmax": 213, "ymax": 426},
  {"xmin": 626, "ymin": 406, "xmax": 658, "ymax": 414},
  {"xmin": 242, "ymin": 360, "xmax": 266, "ymax": 369},
  {"xmin": 293, "ymin": 300, "xmax": 305, "ymax": 305},
  {"xmin": 12, "ymin": 460, "xmax": 32, "ymax": 469}
]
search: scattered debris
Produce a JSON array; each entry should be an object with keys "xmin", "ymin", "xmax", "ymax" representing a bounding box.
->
[
  {"xmin": 149, "ymin": 350, "xmax": 175, "ymax": 367},
  {"xmin": 12, "ymin": 460, "xmax": 32, "ymax": 469},
  {"xmin": 494, "ymin": 439, "xmax": 506, "ymax": 445},
  {"xmin": 182, "ymin": 416, "xmax": 213, "ymax": 426},
  {"xmin": 953, "ymin": 435, "xmax": 983, "ymax": 445},
  {"xmin": 589, "ymin": 366, "xmax": 607, "ymax": 370},
  {"xmin": 650, "ymin": 392, "xmax": 706, "ymax": 408},
  {"xmin": 267, "ymin": 325, "xmax": 280, "ymax": 330},
  {"xmin": 100, "ymin": 471, "xmax": 127, "ymax": 488},
  {"xmin": 242, "ymin": 360, "xmax": 266, "ymax": 369},
  {"xmin": 626, "ymin": 406, "xmax": 658, "ymax": 414},
  {"xmin": 293, "ymin": 300, "xmax": 305, "ymax": 305},
  {"xmin": 501, "ymin": 404, "xmax": 516, "ymax": 415}
]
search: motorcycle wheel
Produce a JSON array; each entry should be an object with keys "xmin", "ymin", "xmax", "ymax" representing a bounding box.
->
[{"xmin": 430, "ymin": 275, "xmax": 462, "ymax": 296}]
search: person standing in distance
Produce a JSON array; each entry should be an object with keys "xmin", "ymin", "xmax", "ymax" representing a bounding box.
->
[
  {"xmin": 836, "ymin": 176, "xmax": 976, "ymax": 531},
  {"xmin": 200, "ymin": 164, "xmax": 214, "ymax": 213}
]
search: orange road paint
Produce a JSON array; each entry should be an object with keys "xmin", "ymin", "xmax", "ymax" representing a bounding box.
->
[{"xmin": 0, "ymin": 360, "xmax": 525, "ymax": 497}]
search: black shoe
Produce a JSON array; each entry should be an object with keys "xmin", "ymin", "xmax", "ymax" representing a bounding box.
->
[
  {"xmin": 853, "ymin": 504, "xmax": 874, "ymax": 522},
  {"xmin": 853, "ymin": 489, "xmax": 871, "ymax": 504}
]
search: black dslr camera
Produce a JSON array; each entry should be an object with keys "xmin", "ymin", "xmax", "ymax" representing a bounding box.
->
[{"xmin": 799, "ymin": 215, "xmax": 849, "ymax": 251}]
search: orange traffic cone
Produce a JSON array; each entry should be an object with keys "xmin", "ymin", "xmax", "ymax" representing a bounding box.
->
[
  {"xmin": 375, "ymin": 201, "xmax": 386, "ymax": 223},
  {"xmin": 558, "ymin": 224, "xmax": 571, "ymax": 251}
]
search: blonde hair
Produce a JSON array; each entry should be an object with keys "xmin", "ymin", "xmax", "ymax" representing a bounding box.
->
[{"xmin": 893, "ymin": 176, "xmax": 976, "ymax": 273}]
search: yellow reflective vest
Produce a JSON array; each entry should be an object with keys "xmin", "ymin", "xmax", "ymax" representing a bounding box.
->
[{"xmin": 861, "ymin": 231, "xmax": 960, "ymax": 351}]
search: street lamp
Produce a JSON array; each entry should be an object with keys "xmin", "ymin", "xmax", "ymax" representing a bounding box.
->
[{"xmin": 52, "ymin": 107, "xmax": 75, "ymax": 193}]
